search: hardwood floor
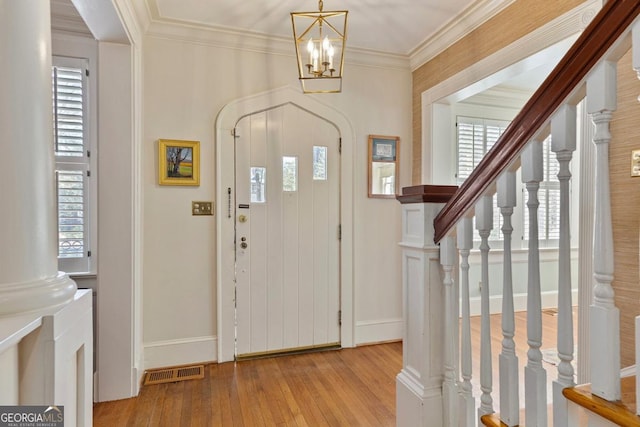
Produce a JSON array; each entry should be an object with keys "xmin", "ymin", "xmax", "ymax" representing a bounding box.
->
[
  {"xmin": 93, "ymin": 341, "xmax": 402, "ymax": 427},
  {"xmin": 469, "ymin": 308, "xmax": 578, "ymax": 422},
  {"xmin": 94, "ymin": 309, "xmax": 572, "ymax": 426}
]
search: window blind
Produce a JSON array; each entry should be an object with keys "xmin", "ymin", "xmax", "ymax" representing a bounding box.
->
[
  {"xmin": 456, "ymin": 116, "xmax": 509, "ymax": 241},
  {"xmin": 53, "ymin": 58, "xmax": 90, "ymax": 272}
]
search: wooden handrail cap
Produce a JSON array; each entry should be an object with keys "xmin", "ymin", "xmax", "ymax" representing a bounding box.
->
[{"xmin": 396, "ymin": 185, "xmax": 458, "ymax": 204}]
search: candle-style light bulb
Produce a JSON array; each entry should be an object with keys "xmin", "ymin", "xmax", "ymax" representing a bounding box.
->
[
  {"xmin": 323, "ymin": 36, "xmax": 330, "ymax": 51},
  {"xmin": 313, "ymin": 48, "xmax": 319, "ymax": 71},
  {"xmin": 306, "ymin": 38, "xmax": 314, "ymax": 65},
  {"xmin": 328, "ymin": 44, "xmax": 335, "ymax": 69}
]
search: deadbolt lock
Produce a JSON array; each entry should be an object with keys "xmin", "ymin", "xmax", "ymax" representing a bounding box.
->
[{"xmin": 238, "ymin": 214, "xmax": 247, "ymax": 223}]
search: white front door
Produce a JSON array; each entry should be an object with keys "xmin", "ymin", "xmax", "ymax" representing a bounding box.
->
[{"xmin": 234, "ymin": 104, "xmax": 341, "ymax": 358}]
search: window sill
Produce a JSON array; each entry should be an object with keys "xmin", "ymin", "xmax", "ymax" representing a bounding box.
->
[{"xmin": 68, "ymin": 273, "xmax": 97, "ymax": 280}]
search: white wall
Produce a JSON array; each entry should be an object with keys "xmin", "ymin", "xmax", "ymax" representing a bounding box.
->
[{"xmin": 142, "ymin": 34, "xmax": 412, "ymax": 367}]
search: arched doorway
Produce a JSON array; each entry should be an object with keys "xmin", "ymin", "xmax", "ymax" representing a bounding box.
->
[{"xmin": 215, "ymin": 86, "xmax": 356, "ymax": 362}]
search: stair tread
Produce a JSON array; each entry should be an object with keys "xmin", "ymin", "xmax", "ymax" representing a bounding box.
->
[{"xmin": 563, "ymin": 376, "xmax": 640, "ymax": 426}]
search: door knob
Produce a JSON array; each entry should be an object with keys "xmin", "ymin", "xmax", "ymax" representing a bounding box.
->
[{"xmin": 240, "ymin": 242, "xmax": 248, "ymax": 249}]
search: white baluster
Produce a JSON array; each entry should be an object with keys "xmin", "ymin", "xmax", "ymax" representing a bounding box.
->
[
  {"xmin": 475, "ymin": 196, "xmax": 494, "ymax": 421},
  {"xmin": 497, "ymin": 171, "xmax": 519, "ymax": 426},
  {"xmin": 522, "ymin": 141, "xmax": 547, "ymax": 426},
  {"xmin": 441, "ymin": 235, "xmax": 458, "ymax": 427},
  {"xmin": 457, "ymin": 218, "xmax": 474, "ymax": 427},
  {"xmin": 586, "ymin": 60, "xmax": 620, "ymax": 401},
  {"xmin": 551, "ymin": 104, "xmax": 577, "ymax": 427}
]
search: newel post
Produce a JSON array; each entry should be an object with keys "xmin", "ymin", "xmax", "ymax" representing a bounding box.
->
[{"xmin": 396, "ymin": 185, "xmax": 457, "ymax": 427}]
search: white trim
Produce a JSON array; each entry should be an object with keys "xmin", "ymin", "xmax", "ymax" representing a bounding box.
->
[
  {"xmin": 409, "ymin": 0, "xmax": 515, "ymax": 70},
  {"xmin": 144, "ymin": 336, "xmax": 217, "ymax": 370},
  {"xmin": 355, "ymin": 318, "xmax": 403, "ymax": 345},
  {"xmin": 468, "ymin": 289, "xmax": 579, "ymax": 317},
  {"xmin": 421, "ymin": 0, "xmax": 603, "ymax": 184},
  {"xmin": 143, "ymin": 20, "xmax": 410, "ymax": 71},
  {"xmin": 216, "ymin": 85, "xmax": 356, "ymax": 363}
]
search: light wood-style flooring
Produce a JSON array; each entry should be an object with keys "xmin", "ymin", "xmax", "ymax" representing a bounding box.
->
[{"xmin": 93, "ymin": 341, "xmax": 402, "ymax": 427}]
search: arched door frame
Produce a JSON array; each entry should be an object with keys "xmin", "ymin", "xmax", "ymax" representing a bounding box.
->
[{"xmin": 215, "ymin": 85, "xmax": 356, "ymax": 362}]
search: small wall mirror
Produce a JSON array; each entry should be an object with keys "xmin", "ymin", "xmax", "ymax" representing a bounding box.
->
[{"xmin": 368, "ymin": 135, "xmax": 400, "ymax": 198}]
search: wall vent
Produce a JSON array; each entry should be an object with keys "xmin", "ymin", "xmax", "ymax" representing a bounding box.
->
[{"xmin": 143, "ymin": 364, "xmax": 205, "ymax": 386}]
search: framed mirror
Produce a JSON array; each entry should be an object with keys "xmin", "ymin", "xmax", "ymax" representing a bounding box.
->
[{"xmin": 368, "ymin": 135, "xmax": 400, "ymax": 198}]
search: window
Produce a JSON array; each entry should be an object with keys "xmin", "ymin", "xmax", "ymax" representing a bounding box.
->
[
  {"xmin": 313, "ymin": 146, "xmax": 327, "ymax": 180},
  {"xmin": 456, "ymin": 116, "xmax": 509, "ymax": 241},
  {"xmin": 53, "ymin": 56, "xmax": 92, "ymax": 273},
  {"xmin": 523, "ymin": 136, "xmax": 561, "ymax": 243},
  {"xmin": 282, "ymin": 156, "xmax": 298, "ymax": 191},
  {"xmin": 250, "ymin": 167, "xmax": 266, "ymax": 203}
]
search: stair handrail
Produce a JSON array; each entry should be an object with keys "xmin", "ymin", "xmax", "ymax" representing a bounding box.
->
[{"xmin": 433, "ymin": 0, "xmax": 640, "ymax": 243}]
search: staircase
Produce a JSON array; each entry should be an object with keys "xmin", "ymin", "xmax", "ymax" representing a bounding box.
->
[{"xmin": 396, "ymin": 1, "xmax": 640, "ymax": 426}]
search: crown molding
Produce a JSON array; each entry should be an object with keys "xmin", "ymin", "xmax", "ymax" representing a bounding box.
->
[
  {"xmin": 409, "ymin": 0, "xmax": 516, "ymax": 71},
  {"xmin": 143, "ymin": 18, "xmax": 410, "ymax": 70}
]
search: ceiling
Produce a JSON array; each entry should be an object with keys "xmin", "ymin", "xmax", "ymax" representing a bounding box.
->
[
  {"xmin": 150, "ymin": 0, "xmax": 492, "ymax": 56},
  {"xmin": 51, "ymin": 0, "xmax": 567, "ymax": 97},
  {"xmin": 52, "ymin": 0, "xmax": 516, "ymax": 60}
]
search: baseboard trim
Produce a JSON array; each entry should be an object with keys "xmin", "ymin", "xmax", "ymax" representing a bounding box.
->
[
  {"xmin": 355, "ymin": 318, "xmax": 403, "ymax": 345},
  {"xmin": 144, "ymin": 336, "xmax": 217, "ymax": 370},
  {"xmin": 468, "ymin": 289, "xmax": 579, "ymax": 317}
]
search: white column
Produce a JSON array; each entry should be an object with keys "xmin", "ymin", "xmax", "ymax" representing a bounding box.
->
[
  {"xmin": 586, "ymin": 60, "xmax": 620, "ymax": 401},
  {"xmin": 551, "ymin": 104, "xmax": 577, "ymax": 427},
  {"xmin": 522, "ymin": 141, "xmax": 547, "ymax": 427},
  {"xmin": 457, "ymin": 218, "xmax": 474, "ymax": 427},
  {"xmin": 497, "ymin": 171, "xmax": 519, "ymax": 426},
  {"xmin": 441, "ymin": 235, "xmax": 458, "ymax": 427},
  {"xmin": 0, "ymin": 0, "xmax": 76, "ymax": 314},
  {"xmin": 475, "ymin": 195, "xmax": 494, "ymax": 420},
  {"xmin": 397, "ymin": 201, "xmax": 445, "ymax": 427}
]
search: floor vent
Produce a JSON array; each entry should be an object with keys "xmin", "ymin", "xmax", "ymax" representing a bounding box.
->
[
  {"xmin": 143, "ymin": 364, "xmax": 205, "ymax": 386},
  {"xmin": 542, "ymin": 308, "xmax": 559, "ymax": 316}
]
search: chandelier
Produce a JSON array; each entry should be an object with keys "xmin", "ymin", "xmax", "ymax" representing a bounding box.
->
[{"xmin": 291, "ymin": 0, "xmax": 348, "ymax": 93}]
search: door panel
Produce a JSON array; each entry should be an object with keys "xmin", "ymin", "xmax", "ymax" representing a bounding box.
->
[{"xmin": 235, "ymin": 104, "xmax": 340, "ymax": 357}]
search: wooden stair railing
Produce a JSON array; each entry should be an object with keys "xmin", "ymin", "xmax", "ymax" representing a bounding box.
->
[
  {"xmin": 427, "ymin": 1, "xmax": 640, "ymax": 427},
  {"xmin": 433, "ymin": 0, "xmax": 640, "ymax": 243}
]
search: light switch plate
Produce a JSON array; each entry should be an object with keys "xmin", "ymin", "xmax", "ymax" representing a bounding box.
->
[{"xmin": 192, "ymin": 201, "xmax": 213, "ymax": 215}]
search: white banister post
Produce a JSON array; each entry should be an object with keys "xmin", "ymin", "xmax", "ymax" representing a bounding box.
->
[
  {"xmin": 522, "ymin": 141, "xmax": 547, "ymax": 427},
  {"xmin": 457, "ymin": 218, "xmax": 474, "ymax": 427},
  {"xmin": 586, "ymin": 60, "xmax": 620, "ymax": 401},
  {"xmin": 551, "ymin": 104, "xmax": 577, "ymax": 427},
  {"xmin": 397, "ymin": 186, "xmax": 457, "ymax": 427},
  {"xmin": 475, "ymin": 195, "xmax": 494, "ymax": 421},
  {"xmin": 577, "ymin": 100, "xmax": 595, "ymax": 385},
  {"xmin": 497, "ymin": 171, "xmax": 519, "ymax": 426},
  {"xmin": 441, "ymin": 235, "xmax": 458, "ymax": 427}
]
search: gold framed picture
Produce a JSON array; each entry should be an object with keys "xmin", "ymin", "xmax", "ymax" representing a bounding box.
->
[{"xmin": 158, "ymin": 139, "xmax": 200, "ymax": 186}]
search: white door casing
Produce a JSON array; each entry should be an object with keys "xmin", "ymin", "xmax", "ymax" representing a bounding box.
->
[
  {"xmin": 216, "ymin": 86, "xmax": 355, "ymax": 363},
  {"xmin": 234, "ymin": 104, "xmax": 340, "ymax": 356}
]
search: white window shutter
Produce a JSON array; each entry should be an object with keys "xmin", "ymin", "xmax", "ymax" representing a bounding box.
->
[{"xmin": 53, "ymin": 57, "xmax": 91, "ymax": 273}]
